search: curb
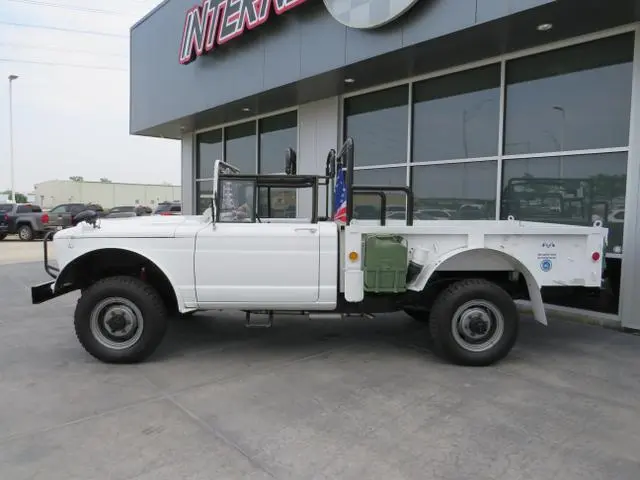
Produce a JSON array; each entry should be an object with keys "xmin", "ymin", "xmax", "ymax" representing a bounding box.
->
[{"xmin": 515, "ymin": 300, "xmax": 625, "ymax": 332}]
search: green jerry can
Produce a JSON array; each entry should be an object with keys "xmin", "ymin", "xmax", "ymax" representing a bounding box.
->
[{"xmin": 362, "ymin": 234, "xmax": 409, "ymax": 293}]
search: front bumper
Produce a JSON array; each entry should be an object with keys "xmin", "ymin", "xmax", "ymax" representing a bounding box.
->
[{"xmin": 31, "ymin": 281, "xmax": 59, "ymax": 304}]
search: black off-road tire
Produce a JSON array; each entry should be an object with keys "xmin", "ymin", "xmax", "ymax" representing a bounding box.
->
[
  {"xmin": 17, "ymin": 224, "xmax": 33, "ymax": 241},
  {"xmin": 429, "ymin": 278, "xmax": 518, "ymax": 367},
  {"xmin": 74, "ymin": 275, "xmax": 168, "ymax": 364},
  {"xmin": 0, "ymin": 233, "xmax": 6, "ymax": 241}
]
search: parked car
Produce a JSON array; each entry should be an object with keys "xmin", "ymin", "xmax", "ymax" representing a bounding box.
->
[
  {"xmin": 47, "ymin": 203, "xmax": 106, "ymax": 229},
  {"xmin": 0, "ymin": 203, "xmax": 53, "ymax": 241},
  {"xmin": 153, "ymin": 201, "xmax": 181, "ymax": 216},
  {"xmin": 105, "ymin": 206, "xmax": 151, "ymax": 218}
]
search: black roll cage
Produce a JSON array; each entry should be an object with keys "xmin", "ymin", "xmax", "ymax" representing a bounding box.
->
[{"xmin": 216, "ymin": 137, "xmax": 414, "ymax": 226}]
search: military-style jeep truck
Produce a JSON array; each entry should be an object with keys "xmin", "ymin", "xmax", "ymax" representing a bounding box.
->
[{"xmin": 30, "ymin": 138, "xmax": 607, "ymax": 366}]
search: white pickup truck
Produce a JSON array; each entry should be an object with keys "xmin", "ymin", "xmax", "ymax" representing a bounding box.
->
[{"xmin": 31, "ymin": 138, "xmax": 608, "ymax": 367}]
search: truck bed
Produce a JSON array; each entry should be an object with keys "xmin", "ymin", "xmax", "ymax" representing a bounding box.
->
[{"xmin": 341, "ymin": 218, "xmax": 607, "ymax": 301}]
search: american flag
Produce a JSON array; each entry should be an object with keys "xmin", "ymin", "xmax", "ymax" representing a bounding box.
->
[{"xmin": 333, "ymin": 167, "xmax": 347, "ymax": 223}]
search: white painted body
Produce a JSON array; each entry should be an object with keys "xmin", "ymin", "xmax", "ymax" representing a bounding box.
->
[{"xmin": 49, "ymin": 214, "xmax": 607, "ymax": 326}]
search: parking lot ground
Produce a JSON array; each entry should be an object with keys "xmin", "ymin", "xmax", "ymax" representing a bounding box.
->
[
  {"xmin": 1, "ymin": 261, "xmax": 640, "ymax": 480},
  {"xmin": 0, "ymin": 236, "xmax": 51, "ymax": 265}
]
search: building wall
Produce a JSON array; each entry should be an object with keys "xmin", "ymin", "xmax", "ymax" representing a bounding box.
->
[
  {"xmin": 33, "ymin": 180, "xmax": 181, "ymax": 209},
  {"xmin": 187, "ymin": 25, "xmax": 640, "ymax": 330},
  {"xmin": 130, "ymin": 0, "xmax": 556, "ymax": 135}
]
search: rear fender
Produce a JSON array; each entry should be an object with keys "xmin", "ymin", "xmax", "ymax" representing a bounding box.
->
[{"xmin": 410, "ymin": 247, "xmax": 547, "ymax": 325}]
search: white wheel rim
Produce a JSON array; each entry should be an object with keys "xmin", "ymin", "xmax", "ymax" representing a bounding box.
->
[
  {"xmin": 451, "ymin": 300, "xmax": 505, "ymax": 353},
  {"xmin": 90, "ymin": 296, "xmax": 144, "ymax": 350}
]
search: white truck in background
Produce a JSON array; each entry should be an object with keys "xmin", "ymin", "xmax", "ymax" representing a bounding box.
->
[{"xmin": 31, "ymin": 138, "xmax": 607, "ymax": 367}]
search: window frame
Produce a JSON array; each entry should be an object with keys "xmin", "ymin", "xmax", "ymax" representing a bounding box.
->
[
  {"xmin": 338, "ymin": 27, "xmax": 633, "ymax": 250},
  {"xmin": 194, "ymin": 108, "xmax": 299, "ymax": 216}
]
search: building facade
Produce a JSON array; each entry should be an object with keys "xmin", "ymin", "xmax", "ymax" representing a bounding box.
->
[
  {"xmin": 129, "ymin": 0, "xmax": 640, "ymax": 330},
  {"xmin": 33, "ymin": 180, "xmax": 181, "ymax": 209}
]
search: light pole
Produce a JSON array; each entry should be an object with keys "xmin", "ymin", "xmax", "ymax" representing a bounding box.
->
[{"xmin": 8, "ymin": 74, "xmax": 18, "ymax": 202}]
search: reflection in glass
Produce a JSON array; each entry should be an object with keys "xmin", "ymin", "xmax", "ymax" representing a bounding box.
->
[
  {"xmin": 259, "ymin": 111, "xmax": 298, "ymax": 218},
  {"xmin": 196, "ymin": 129, "xmax": 223, "ymax": 179},
  {"xmin": 225, "ymin": 121, "xmax": 256, "ymax": 173},
  {"xmin": 352, "ymin": 167, "xmax": 408, "ymax": 220},
  {"xmin": 501, "ymin": 153, "xmax": 627, "ymax": 254},
  {"xmin": 411, "ymin": 162, "xmax": 497, "ymax": 220},
  {"xmin": 504, "ymin": 33, "xmax": 633, "ymax": 154},
  {"xmin": 344, "ymin": 85, "xmax": 409, "ymax": 167},
  {"xmin": 195, "ymin": 180, "xmax": 213, "ymax": 215},
  {"xmin": 413, "ymin": 64, "xmax": 500, "ymax": 162},
  {"xmin": 259, "ymin": 112, "xmax": 297, "ymax": 174},
  {"xmin": 217, "ymin": 178, "xmax": 256, "ymax": 222}
]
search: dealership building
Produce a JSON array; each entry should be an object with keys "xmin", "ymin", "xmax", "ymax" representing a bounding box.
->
[{"xmin": 129, "ymin": 0, "xmax": 640, "ymax": 330}]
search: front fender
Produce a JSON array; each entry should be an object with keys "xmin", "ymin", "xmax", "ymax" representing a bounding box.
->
[
  {"xmin": 409, "ymin": 247, "xmax": 547, "ymax": 326},
  {"xmin": 53, "ymin": 246, "xmax": 188, "ymax": 312}
]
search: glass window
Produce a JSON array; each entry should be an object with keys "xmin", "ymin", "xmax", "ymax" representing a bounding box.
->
[
  {"xmin": 196, "ymin": 180, "xmax": 213, "ymax": 215},
  {"xmin": 49, "ymin": 205, "xmax": 68, "ymax": 214},
  {"xmin": 504, "ymin": 34, "xmax": 634, "ymax": 155},
  {"xmin": 259, "ymin": 111, "xmax": 298, "ymax": 218},
  {"xmin": 259, "ymin": 111, "xmax": 297, "ymax": 174},
  {"xmin": 218, "ymin": 178, "xmax": 256, "ymax": 223},
  {"xmin": 352, "ymin": 167, "xmax": 407, "ymax": 220},
  {"xmin": 225, "ymin": 121, "xmax": 256, "ymax": 173},
  {"xmin": 501, "ymin": 152, "xmax": 627, "ymax": 254},
  {"xmin": 413, "ymin": 64, "xmax": 500, "ymax": 162},
  {"xmin": 411, "ymin": 162, "xmax": 497, "ymax": 220},
  {"xmin": 344, "ymin": 85, "xmax": 409, "ymax": 167},
  {"xmin": 197, "ymin": 129, "xmax": 223, "ymax": 179}
]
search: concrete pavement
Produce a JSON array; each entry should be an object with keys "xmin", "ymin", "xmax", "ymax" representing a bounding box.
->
[
  {"xmin": 0, "ymin": 236, "xmax": 52, "ymax": 265},
  {"xmin": 1, "ymin": 262, "xmax": 639, "ymax": 479}
]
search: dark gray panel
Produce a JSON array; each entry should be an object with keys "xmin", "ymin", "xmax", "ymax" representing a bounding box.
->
[
  {"xmin": 402, "ymin": 0, "xmax": 476, "ymax": 47},
  {"xmin": 262, "ymin": 16, "xmax": 302, "ymax": 90},
  {"xmin": 130, "ymin": 0, "xmax": 629, "ymax": 138},
  {"xmin": 476, "ymin": 0, "xmax": 555, "ymax": 24},
  {"xmin": 345, "ymin": 21, "xmax": 402, "ymax": 64},
  {"xmin": 298, "ymin": 2, "xmax": 347, "ymax": 78}
]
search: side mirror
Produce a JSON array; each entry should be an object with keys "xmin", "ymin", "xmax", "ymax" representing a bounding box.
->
[
  {"xmin": 72, "ymin": 209, "xmax": 98, "ymax": 226},
  {"xmin": 285, "ymin": 148, "xmax": 297, "ymax": 175}
]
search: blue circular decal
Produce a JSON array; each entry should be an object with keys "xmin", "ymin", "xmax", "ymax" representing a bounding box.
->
[{"xmin": 540, "ymin": 259, "xmax": 552, "ymax": 272}]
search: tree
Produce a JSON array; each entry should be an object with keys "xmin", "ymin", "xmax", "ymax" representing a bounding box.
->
[
  {"xmin": 100, "ymin": 178, "xmax": 112, "ymax": 183},
  {"xmin": 69, "ymin": 176, "xmax": 84, "ymax": 182},
  {"xmin": 1, "ymin": 190, "xmax": 27, "ymax": 203}
]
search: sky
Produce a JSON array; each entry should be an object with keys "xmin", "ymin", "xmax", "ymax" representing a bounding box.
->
[{"xmin": 0, "ymin": 0, "xmax": 180, "ymax": 194}]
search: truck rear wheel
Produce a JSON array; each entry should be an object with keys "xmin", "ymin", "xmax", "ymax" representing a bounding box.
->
[
  {"xmin": 429, "ymin": 278, "xmax": 518, "ymax": 366},
  {"xmin": 74, "ymin": 276, "xmax": 168, "ymax": 364}
]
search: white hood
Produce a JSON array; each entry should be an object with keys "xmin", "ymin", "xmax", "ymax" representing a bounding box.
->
[{"xmin": 54, "ymin": 215, "xmax": 203, "ymax": 239}]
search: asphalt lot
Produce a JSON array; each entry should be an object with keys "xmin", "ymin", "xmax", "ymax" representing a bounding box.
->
[{"xmin": 1, "ymin": 260, "xmax": 640, "ymax": 479}]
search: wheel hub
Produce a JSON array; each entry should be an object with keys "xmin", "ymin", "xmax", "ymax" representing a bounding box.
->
[
  {"xmin": 104, "ymin": 307, "xmax": 135, "ymax": 337},
  {"xmin": 451, "ymin": 300, "xmax": 505, "ymax": 353},
  {"xmin": 90, "ymin": 297, "xmax": 144, "ymax": 350},
  {"xmin": 460, "ymin": 308, "xmax": 491, "ymax": 338}
]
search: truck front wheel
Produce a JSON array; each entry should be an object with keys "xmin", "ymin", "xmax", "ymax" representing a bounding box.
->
[
  {"xmin": 429, "ymin": 278, "xmax": 518, "ymax": 367},
  {"xmin": 17, "ymin": 224, "xmax": 33, "ymax": 241},
  {"xmin": 74, "ymin": 276, "xmax": 168, "ymax": 363}
]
